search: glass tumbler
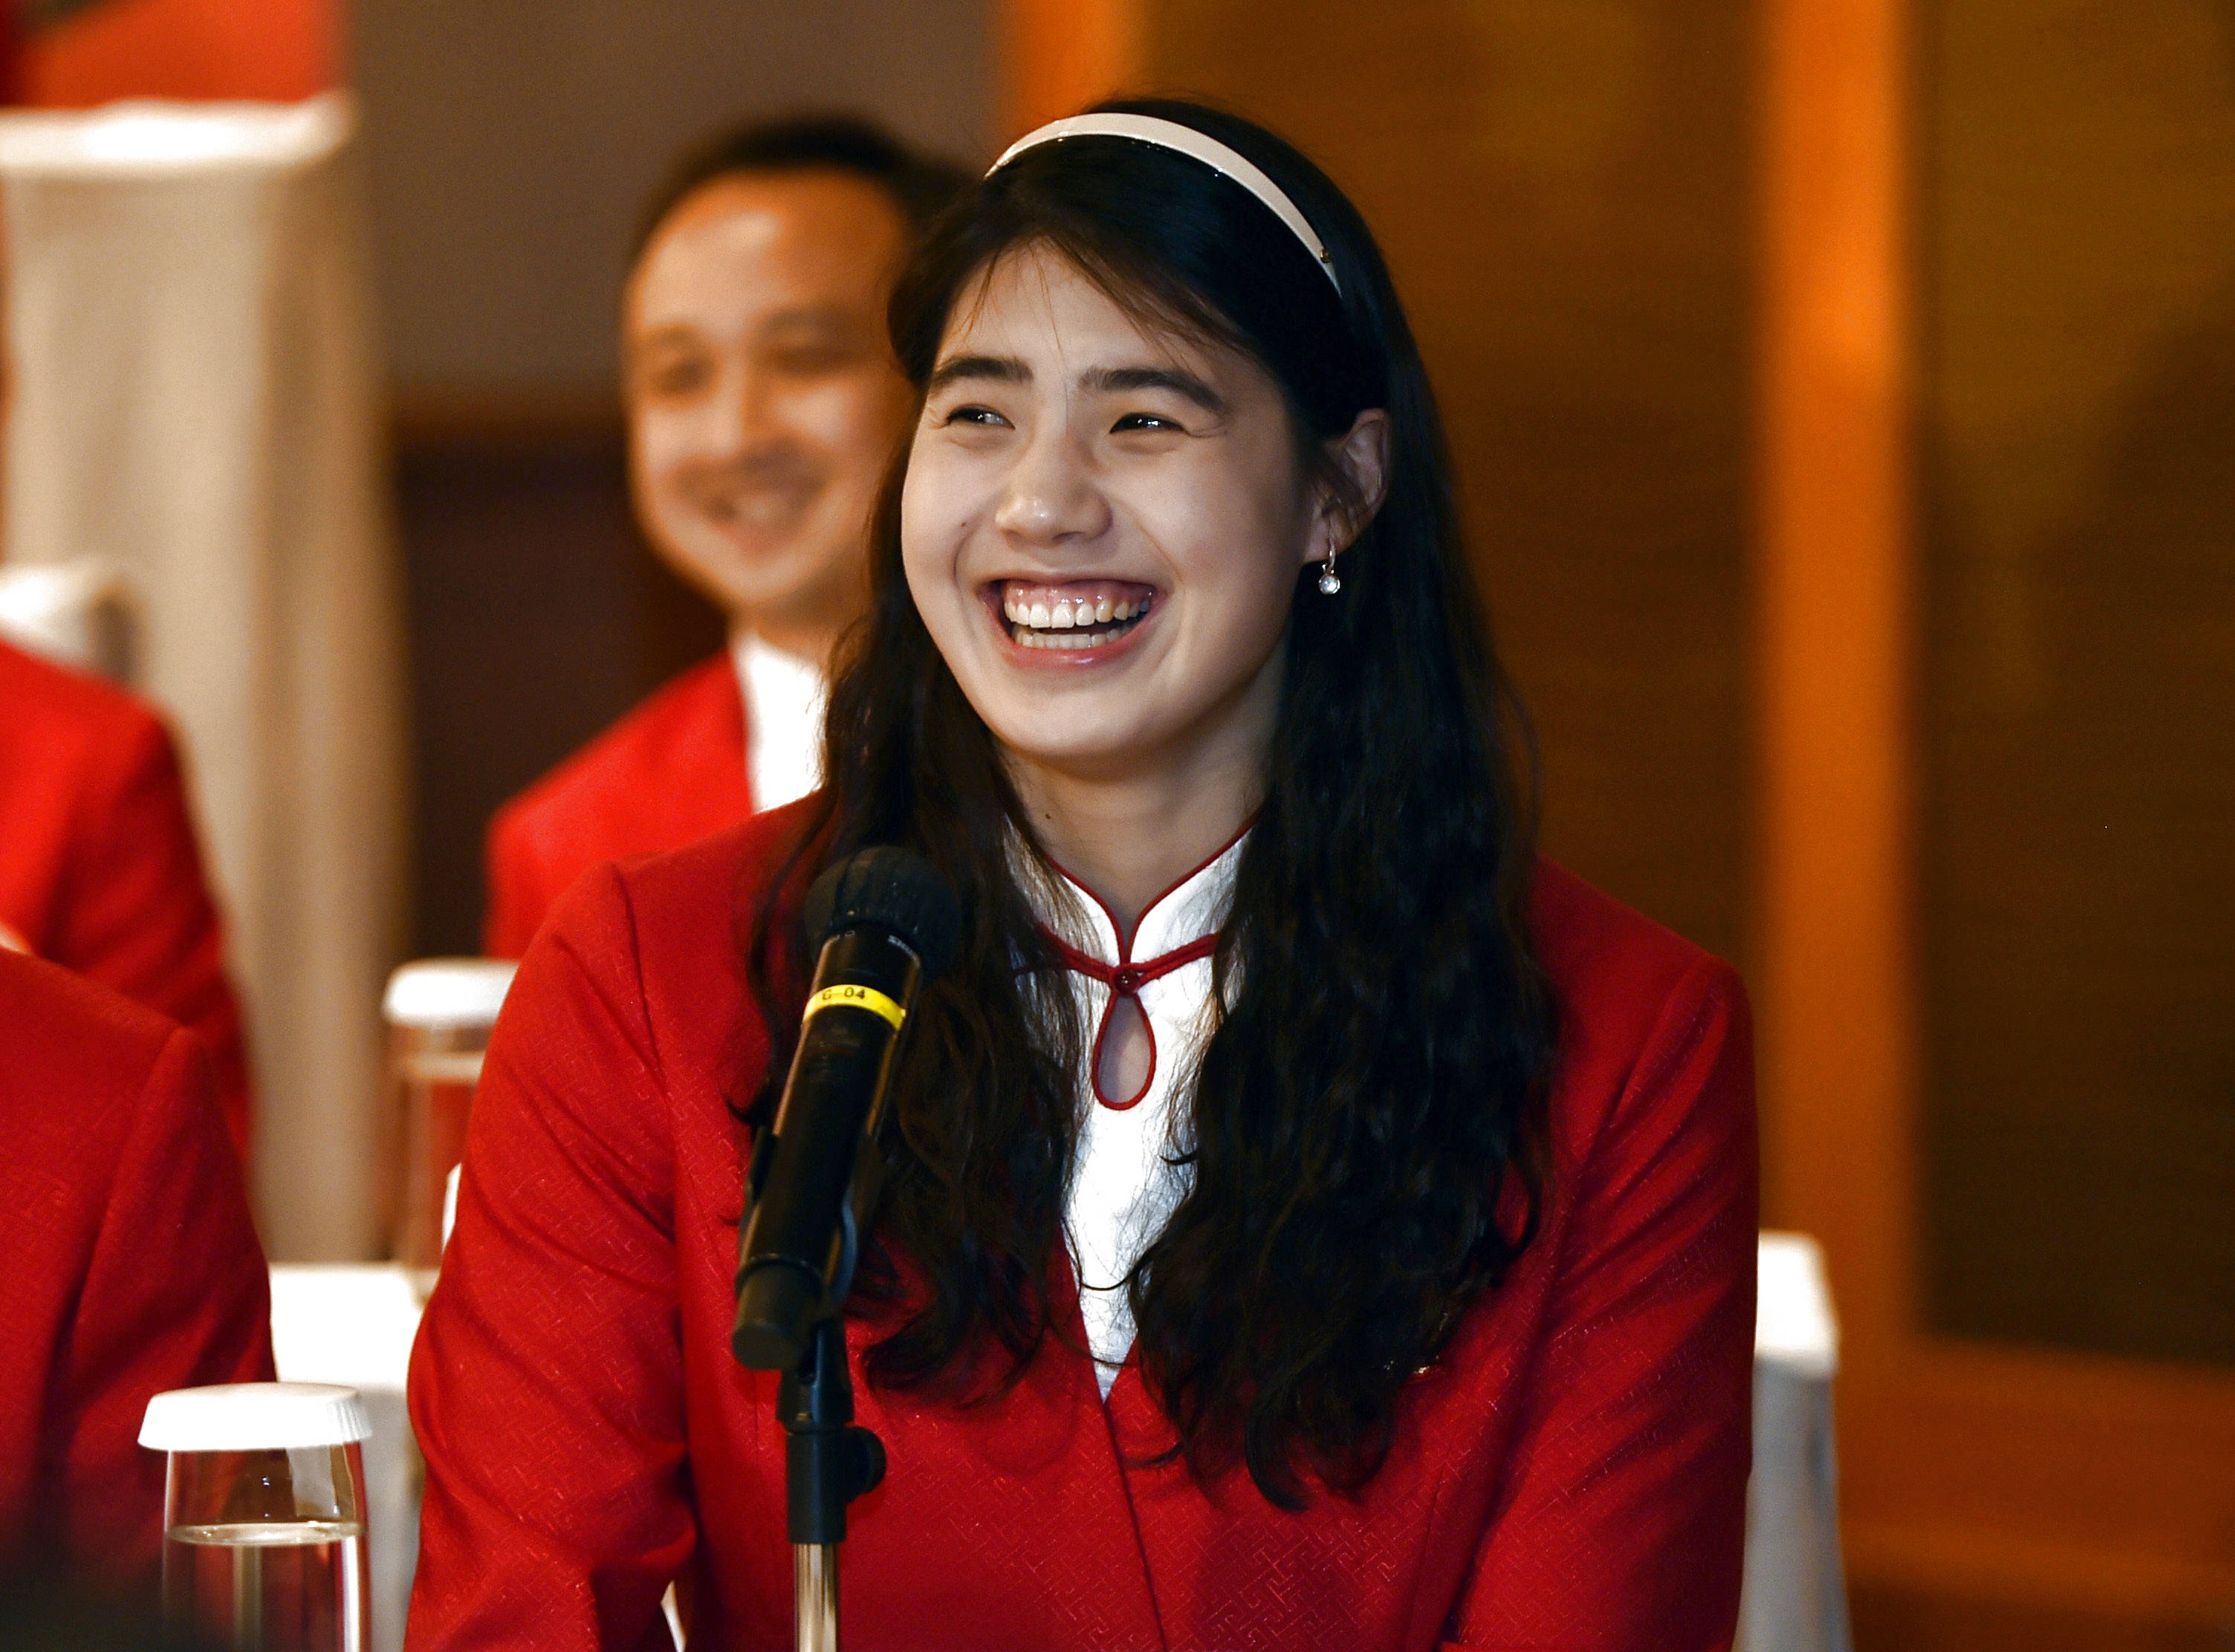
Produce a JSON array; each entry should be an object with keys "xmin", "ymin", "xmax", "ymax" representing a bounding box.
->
[
  {"xmin": 140, "ymin": 1382, "xmax": 372, "ymax": 1652},
  {"xmin": 383, "ymin": 958, "xmax": 515, "ymax": 1297}
]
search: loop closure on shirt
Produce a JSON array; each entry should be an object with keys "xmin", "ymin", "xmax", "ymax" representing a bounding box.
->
[
  {"xmin": 1041, "ymin": 931, "xmax": 1216, "ymax": 996},
  {"xmin": 1039, "ymin": 929, "xmax": 1218, "ymax": 1110}
]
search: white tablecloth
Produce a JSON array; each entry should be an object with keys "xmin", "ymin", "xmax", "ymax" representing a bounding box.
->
[
  {"xmin": 270, "ymin": 1264, "xmax": 424, "ymax": 1652},
  {"xmin": 1, "ymin": 97, "xmax": 408, "ymax": 1264},
  {"xmin": 275, "ymin": 1235, "xmax": 1852, "ymax": 1652}
]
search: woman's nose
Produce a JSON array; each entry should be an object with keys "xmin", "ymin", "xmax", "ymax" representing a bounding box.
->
[{"xmin": 993, "ymin": 428, "xmax": 1111, "ymax": 546}]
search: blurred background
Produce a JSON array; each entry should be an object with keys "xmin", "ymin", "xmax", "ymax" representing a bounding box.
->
[{"xmin": 0, "ymin": 0, "xmax": 2228, "ymax": 1647}]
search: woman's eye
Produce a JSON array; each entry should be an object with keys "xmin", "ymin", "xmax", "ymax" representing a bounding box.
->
[
  {"xmin": 941, "ymin": 404, "xmax": 1010, "ymax": 429},
  {"xmin": 1112, "ymin": 412, "xmax": 1184, "ymax": 434}
]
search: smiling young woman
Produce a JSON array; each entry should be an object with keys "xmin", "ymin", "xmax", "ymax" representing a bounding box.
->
[{"xmin": 409, "ymin": 101, "xmax": 1758, "ymax": 1652}]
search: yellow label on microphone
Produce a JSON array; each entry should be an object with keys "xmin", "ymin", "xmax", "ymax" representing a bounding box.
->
[{"xmin": 802, "ymin": 983, "xmax": 906, "ymax": 1031}]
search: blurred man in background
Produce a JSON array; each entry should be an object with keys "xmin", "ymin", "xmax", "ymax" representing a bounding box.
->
[{"xmin": 482, "ymin": 117, "xmax": 968, "ymax": 957}]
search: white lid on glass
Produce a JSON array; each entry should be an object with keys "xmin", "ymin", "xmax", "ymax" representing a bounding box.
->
[
  {"xmin": 139, "ymin": 1382, "xmax": 372, "ymax": 1451},
  {"xmin": 383, "ymin": 958, "xmax": 517, "ymax": 1028}
]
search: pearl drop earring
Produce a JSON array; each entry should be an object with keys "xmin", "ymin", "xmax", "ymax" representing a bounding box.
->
[{"xmin": 1318, "ymin": 551, "xmax": 1343, "ymax": 595}]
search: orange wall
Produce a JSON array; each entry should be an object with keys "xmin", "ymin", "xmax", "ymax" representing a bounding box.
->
[
  {"xmin": 999, "ymin": 0, "xmax": 1138, "ymax": 139},
  {"xmin": 20, "ymin": 0, "xmax": 334, "ymax": 107}
]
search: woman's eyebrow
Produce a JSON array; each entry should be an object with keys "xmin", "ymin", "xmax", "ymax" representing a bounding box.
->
[
  {"xmin": 927, "ymin": 354, "xmax": 1028, "ymax": 391},
  {"xmin": 1083, "ymin": 365, "xmax": 1228, "ymax": 414}
]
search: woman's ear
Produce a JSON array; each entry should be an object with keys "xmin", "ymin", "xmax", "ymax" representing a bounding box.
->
[{"xmin": 1308, "ymin": 409, "xmax": 1392, "ymax": 565}]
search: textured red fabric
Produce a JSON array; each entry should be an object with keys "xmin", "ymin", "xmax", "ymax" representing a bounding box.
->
[
  {"xmin": 0, "ymin": 950, "xmax": 275, "ymax": 1586},
  {"xmin": 481, "ymin": 657, "xmax": 753, "ymax": 959},
  {"xmin": 412, "ymin": 807, "xmax": 1756, "ymax": 1651},
  {"xmin": 0, "ymin": 640, "xmax": 252, "ymax": 1154}
]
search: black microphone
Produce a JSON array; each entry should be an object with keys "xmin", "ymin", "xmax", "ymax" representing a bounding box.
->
[{"xmin": 731, "ymin": 848, "xmax": 960, "ymax": 1372}]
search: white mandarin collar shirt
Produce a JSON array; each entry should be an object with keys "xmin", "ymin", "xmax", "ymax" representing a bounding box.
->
[
  {"xmin": 730, "ymin": 630, "xmax": 827, "ymax": 812},
  {"xmin": 1014, "ymin": 830, "xmax": 1249, "ymax": 1397}
]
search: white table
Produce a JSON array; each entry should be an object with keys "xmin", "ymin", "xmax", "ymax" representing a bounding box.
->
[
  {"xmin": 270, "ymin": 1265, "xmax": 424, "ymax": 1652},
  {"xmin": 274, "ymin": 1235, "xmax": 1852, "ymax": 1652}
]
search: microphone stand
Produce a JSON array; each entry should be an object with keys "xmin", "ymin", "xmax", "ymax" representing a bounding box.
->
[
  {"xmin": 736, "ymin": 846, "xmax": 961, "ymax": 1652},
  {"xmin": 779, "ymin": 1316, "xmax": 884, "ymax": 1652}
]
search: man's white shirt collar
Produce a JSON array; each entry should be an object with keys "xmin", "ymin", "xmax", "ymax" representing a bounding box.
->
[{"xmin": 731, "ymin": 630, "xmax": 827, "ymax": 810}]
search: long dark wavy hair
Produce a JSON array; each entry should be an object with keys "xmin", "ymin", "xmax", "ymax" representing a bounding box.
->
[{"xmin": 744, "ymin": 99, "xmax": 1557, "ymax": 1507}]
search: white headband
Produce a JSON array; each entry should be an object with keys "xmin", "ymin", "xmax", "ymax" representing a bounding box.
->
[{"xmin": 987, "ymin": 113, "xmax": 1341, "ymax": 296}]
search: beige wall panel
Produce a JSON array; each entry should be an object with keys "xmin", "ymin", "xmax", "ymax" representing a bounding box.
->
[{"xmin": 354, "ymin": 0, "xmax": 999, "ymax": 402}]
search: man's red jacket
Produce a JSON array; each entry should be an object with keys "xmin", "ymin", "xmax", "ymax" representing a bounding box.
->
[
  {"xmin": 0, "ymin": 640, "xmax": 251, "ymax": 1153},
  {"xmin": 482, "ymin": 657, "xmax": 753, "ymax": 960}
]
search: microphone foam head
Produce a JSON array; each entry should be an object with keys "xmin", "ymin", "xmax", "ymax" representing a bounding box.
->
[{"xmin": 802, "ymin": 848, "xmax": 963, "ymax": 979}]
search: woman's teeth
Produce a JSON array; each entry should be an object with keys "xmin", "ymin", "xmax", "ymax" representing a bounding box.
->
[
  {"xmin": 1000, "ymin": 588, "xmax": 1151, "ymax": 649},
  {"xmin": 1003, "ymin": 591, "xmax": 1138, "ymax": 627}
]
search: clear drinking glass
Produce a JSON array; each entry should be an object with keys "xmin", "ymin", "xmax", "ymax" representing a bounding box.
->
[
  {"xmin": 383, "ymin": 958, "xmax": 515, "ymax": 1298},
  {"xmin": 140, "ymin": 1382, "xmax": 372, "ymax": 1652}
]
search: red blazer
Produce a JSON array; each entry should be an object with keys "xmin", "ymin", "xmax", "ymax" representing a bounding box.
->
[
  {"xmin": 482, "ymin": 657, "xmax": 753, "ymax": 958},
  {"xmin": 0, "ymin": 951, "xmax": 275, "ymax": 1583},
  {"xmin": 412, "ymin": 811, "xmax": 1756, "ymax": 1652},
  {"xmin": 0, "ymin": 640, "xmax": 252, "ymax": 1154}
]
